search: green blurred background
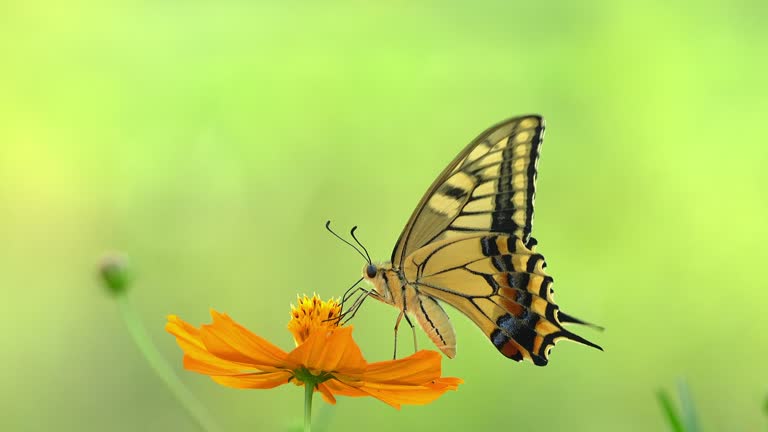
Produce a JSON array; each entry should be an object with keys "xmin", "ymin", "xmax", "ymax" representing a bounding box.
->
[{"xmin": 2, "ymin": 1, "xmax": 767, "ymax": 431}]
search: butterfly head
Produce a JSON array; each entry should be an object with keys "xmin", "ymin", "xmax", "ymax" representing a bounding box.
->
[
  {"xmin": 364, "ymin": 263, "xmax": 378, "ymax": 279},
  {"xmin": 362, "ymin": 263, "xmax": 382, "ymax": 288},
  {"xmin": 361, "ymin": 262, "xmax": 397, "ymax": 305},
  {"xmin": 324, "ymin": 221, "xmax": 395, "ymax": 304}
]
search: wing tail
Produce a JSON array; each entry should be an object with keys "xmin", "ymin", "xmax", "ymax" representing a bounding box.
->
[{"xmin": 558, "ymin": 311, "xmax": 605, "ymax": 331}]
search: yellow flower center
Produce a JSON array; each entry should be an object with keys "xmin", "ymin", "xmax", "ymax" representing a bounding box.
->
[{"xmin": 288, "ymin": 294, "xmax": 341, "ymax": 345}]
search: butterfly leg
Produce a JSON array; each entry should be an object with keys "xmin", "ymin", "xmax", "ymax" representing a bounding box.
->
[
  {"xmin": 393, "ymin": 310, "xmax": 404, "ymax": 360},
  {"xmin": 393, "ymin": 310, "xmax": 418, "ymax": 359},
  {"xmin": 402, "ymin": 312, "xmax": 418, "ymax": 354}
]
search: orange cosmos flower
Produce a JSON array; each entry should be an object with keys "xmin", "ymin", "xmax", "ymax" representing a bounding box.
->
[{"xmin": 166, "ymin": 295, "xmax": 462, "ymax": 408}]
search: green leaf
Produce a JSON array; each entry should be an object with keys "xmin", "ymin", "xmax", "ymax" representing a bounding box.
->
[{"xmin": 657, "ymin": 389, "xmax": 684, "ymax": 432}]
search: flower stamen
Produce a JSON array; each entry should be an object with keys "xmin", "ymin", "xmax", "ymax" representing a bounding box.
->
[{"xmin": 288, "ymin": 294, "xmax": 341, "ymax": 345}]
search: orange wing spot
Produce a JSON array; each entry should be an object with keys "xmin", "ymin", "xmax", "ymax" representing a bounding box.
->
[
  {"xmin": 498, "ymin": 297, "xmax": 525, "ymax": 318},
  {"xmin": 498, "ymin": 286, "xmax": 518, "ymax": 300},
  {"xmin": 500, "ymin": 341, "xmax": 521, "ymax": 359}
]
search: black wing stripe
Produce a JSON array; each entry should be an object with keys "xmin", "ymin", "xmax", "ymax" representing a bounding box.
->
[
  {"xmin": 442, "ymin": 226, "xmax": 494, "ymax": 233},
  {"xmin": 523, "ymin": 123, "xmax": 543, "ymax": 240},
  {"xmin": 489, "ymin": 133, "xmax": 519, "ymax": 234},
  {"xmin": 480, "ymin": 236, "xmax": 500, "ymax": 256},
  {"xmin": 459, "ymin": 209, "xmax": 505, "ymax": 216},
  {"xmin": 468, "ymin": 169, "xmax": 537, "ymax": 187},
  {"xmin": 468, "ymin": 160, "xmax": 505, "ymax": 176}
]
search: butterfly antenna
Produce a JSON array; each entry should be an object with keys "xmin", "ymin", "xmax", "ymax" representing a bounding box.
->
[
  {"xmin": 325, "ymin": 220, "xmax": 369, "ymax": 263},
  {"xmin": 350, "ymin": 226, "xmax": 372, "ymax": 265}
]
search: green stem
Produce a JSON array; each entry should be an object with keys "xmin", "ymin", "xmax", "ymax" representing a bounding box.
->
[
  {"xmin": 656, "ymin": 389, "xmax": 684, "ymax": 432},
  {"xmin": 304, "ymin": 383, "xmax": 314, "ymax": 432},
  {"xmin": 117, "ymin": 296, "xmax": 221, "ymax": 432}
]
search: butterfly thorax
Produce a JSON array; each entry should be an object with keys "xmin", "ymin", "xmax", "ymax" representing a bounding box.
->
[{"xmin": 363, "ymin": 263, "xmax": 417, "ymax": 312}]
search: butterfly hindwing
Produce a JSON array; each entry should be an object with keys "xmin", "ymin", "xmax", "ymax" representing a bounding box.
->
[
  {"xmin": 392, "ymin": 115, "xmax": 545, "ymax": 269},
  {"xmin": 402, "ymin": 234, "xmax": 601, "ymax": 365}
]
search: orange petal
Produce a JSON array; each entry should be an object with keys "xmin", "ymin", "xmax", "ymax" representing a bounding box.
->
[
  {"xmin": 356, "ymin": 382, "xmax": 459, "ymax": 409},
  {"xmin": 167, "ymin": 315, "xmax": 204, "ymax": 349},
  {"xmin": 199, "ymin": 311, "xmax": 295, "ymax": 370},
  {"xmin": 425, "ymin": 377, "xmax": 463, "ymax": 390},
  {"xmin": 315, "ymin": 383, "xmax": 338, "ymax": 405},
  {"xmin": 334, "ymin": 350, "xmax": 463, "ymax": 409},
  {"xmin": 182, "ymin": 354, "xmax": 247, "ymax": 375},
  {"xmin": 167, "ymin": 316, "xmax": 253, "ymax": 375},
  {"xmin": 320, "ymin": 379, "xmax": 369, "ymax": 398},
  {"xmin": 211, "ymin": 371, "xmax": 293, "ymax": 389},
  {"xmin": 363, "ymin": 350, "xmax": 444, "ymax": 385},
  {"xmin": 285, "ymin": 326, "xmax": 366, "ymax": 375}
]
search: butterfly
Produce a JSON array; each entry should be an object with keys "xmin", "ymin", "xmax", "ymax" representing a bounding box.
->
[{"xmin": 335, "ymin": 115, "xmax": 601, "ymax": 366}]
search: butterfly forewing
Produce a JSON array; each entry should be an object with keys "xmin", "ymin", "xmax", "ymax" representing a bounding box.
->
[{"xmin": 391, "ymin": 115, "xmax": 545, "ymax": 269}]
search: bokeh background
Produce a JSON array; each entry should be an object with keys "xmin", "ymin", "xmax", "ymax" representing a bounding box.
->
[{"xmin": 2, "ymin": 1, "xmax": 767, "ymax": 431}]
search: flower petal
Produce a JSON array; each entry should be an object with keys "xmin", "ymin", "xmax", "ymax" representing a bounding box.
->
[
  {"xmin": 320, "ymin": 379, "xmax": 368, "ymax": 398},
  {"xmin": 355, "ymin": 378, "xmax": 462, "ymax": 409},
  {"xmin": 181, "ymin": 354, "xmax": 244, "ymax": 375},
  {"xmin": 333, "ymin": 350, "xmax": 463, "ymax": 409},
  {"xmin": 315, "ymin": 383, "xmax": 339, "ymax": 405},
  {"xmin": 167, "ymin": 316, "xmax": 254, "ymax": 375},
  {"xmin": 166, "ymin": 315, "xmax": 204, "ymax": 349},
  {"xmin": 199, "ymin": 311, "xmax": 295, "ymax": 370},
  {"xmin": 363, "ymin": 350, "xmax": 444, "ymax": 385},
  {"xmin": 211, "ymin": 371, "xmax": 293, "ymax": 389},
  {"xmin": 285, "ymin": 326, "xmax": 366, "ymax": 375},
  {"xmin": 425, "ymin": 377, "xmax": 463, "ymax": 390}
]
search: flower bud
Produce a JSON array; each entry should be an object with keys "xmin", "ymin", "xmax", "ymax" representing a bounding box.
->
[{"xmin": 99, "ymin": 253, "xmax": 131, "ymax": 296}]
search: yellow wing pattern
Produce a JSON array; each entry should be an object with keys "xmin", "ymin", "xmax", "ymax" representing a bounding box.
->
[
  {"xmin": 392, "ymin": 116, "xmax": 544, "ymax": 269},
  {"xmin": 403, "ymin": 234, "xmax": 601, "ymax": 365}
]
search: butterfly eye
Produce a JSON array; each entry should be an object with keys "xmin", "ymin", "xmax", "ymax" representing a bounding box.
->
[{"xmin": 365, "ymin": 264, "xmax": 377, "ymax": 278}]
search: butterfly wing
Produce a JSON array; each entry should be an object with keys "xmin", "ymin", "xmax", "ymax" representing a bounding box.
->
[
  {"xmin": 391, "ymin": 115, "xmax": 545, "ymax": 269},
  {"xmin": 388, "ymin": 115, "xmax": 599, "ymax": 364},
  {"xmin": 402, "ymin": 234, "xmax": 602, "ymax": 365}
]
